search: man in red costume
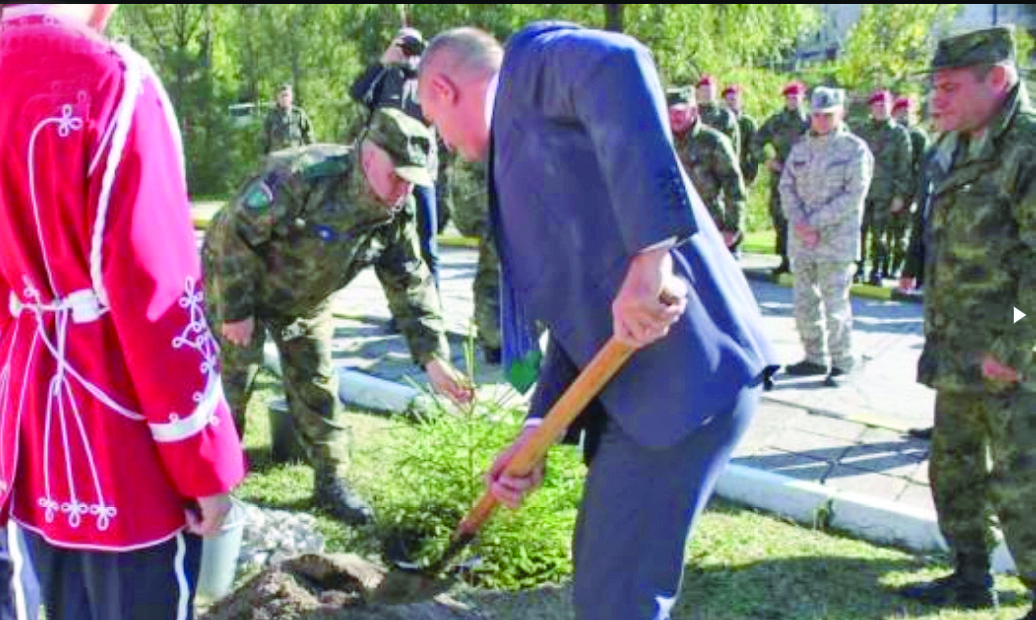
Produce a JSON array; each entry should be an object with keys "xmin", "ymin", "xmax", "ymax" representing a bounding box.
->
[{"xmin": 0, "ymin": 5, "xmax": 246, "ymax": 619}]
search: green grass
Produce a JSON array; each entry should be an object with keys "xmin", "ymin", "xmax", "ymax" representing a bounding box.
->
[{"xmin": 234, "ymin": 374, "xmax": 1031, "ymax": 620}]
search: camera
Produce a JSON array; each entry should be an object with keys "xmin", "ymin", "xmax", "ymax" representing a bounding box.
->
[{"xmin": 398, "ymin": 35, "xmax": 425, "ymax": 57}]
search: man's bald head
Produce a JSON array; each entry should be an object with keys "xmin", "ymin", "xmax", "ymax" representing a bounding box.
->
[{"xmin": 419, "ymin": 27, "xmax": 503, "ymax": 84}]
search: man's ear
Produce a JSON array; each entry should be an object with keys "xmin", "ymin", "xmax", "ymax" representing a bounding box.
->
[
  {"xmin": 429, "ymin": 73, "xmax": 459, "ymax": 107},
  {"xmin": 988, "ymin": 64, "xmax": 1011, "ymax": 92}
]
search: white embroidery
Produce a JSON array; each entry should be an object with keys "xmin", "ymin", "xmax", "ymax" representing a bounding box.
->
[{"xmin": 150, "ymin": 278, "xmax": 223, "ymax": 443}]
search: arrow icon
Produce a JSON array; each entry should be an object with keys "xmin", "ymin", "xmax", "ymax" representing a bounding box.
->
[{"xmin": 1015, "ymin": 307, "xmax": 1027, "ymax": 324}]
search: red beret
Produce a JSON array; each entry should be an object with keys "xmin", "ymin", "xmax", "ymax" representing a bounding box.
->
[
  {"xmin": 868, "ymin": 90, "xmax": 892, "ymax": 105},
  {"xmin": 782, "ymin": 81, "xmax": 806, "ymax": 96},
  {"xmin": 722, "ymin": 84, "xmax": 742, "ymax": 97},
  {"xmin": 697, "ymin": 74, "xmax": 715, "ymax": 88},
  {"xmin": 892, "ymin": 95, "xmax": 913, "ymax": 111}
]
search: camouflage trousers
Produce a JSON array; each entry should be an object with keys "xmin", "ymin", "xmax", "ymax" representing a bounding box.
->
[
  {"xmin": 931, "ymin": 389, "xmax": 1036, "ymax": 588},
  {"xmin": 769, "ymin": 178, "xmax": 789, "ymax": 265},
  {"xmin": 860, "ymin": 200, "xmax": 909, "ymax": 277},
  {"xmin": 790, "ymin": 258, "xmax": 855, "ymax": 370},
  {"xmin": 212, "ymin": 300, "xmax": 350, "ymax": 475},
  {"xmin": 473, "ymin": 240, "xmax": 501, "ymax": 350}
]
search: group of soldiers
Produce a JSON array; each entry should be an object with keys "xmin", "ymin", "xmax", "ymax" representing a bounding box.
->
[{"xmin": 666, "ymin": 73, "xmax": 931, "ymax": 289}]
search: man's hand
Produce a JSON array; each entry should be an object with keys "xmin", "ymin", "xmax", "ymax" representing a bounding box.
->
[
  {"xmin": 185, "ymin": 493, "xmax": 233, "ymax": 537},
  {"xmin": 794, "ymin": 222, "xmax": 819, "ymax": 249},
  {"xmin": 890, "ymin": 197, "xmax": 906, "ymax": 214},
  {"xmin": 612, "ymin": 247, "xmax": 688, "ymax": 348},
  {"xmin": 221, "ymin": 317, "xmax": 255, "ymax": 347},
  {"xmin": 485, "ymin": 426, "xmax": 545, "ymax": 509},
  {"xmin": 897, "ymin": 276, "xmax": 916, "ymax": 293},
  {"xmin": 766, "ymin": 159, "xmax": 783, "ymax": 173},
  {"xmin": 722, "ymin": 230, "xmax": 740, "ymax": 249},
  {"xmin": 982, "ymin": 353, "xmax": 1020, "ymax": 384},
  {"xmin": 424, "ymin": 357, "xmax": 474, "ymax": 404},
  {"xmin": 380, "ymin": 38, "xmax": 406, "ymax": 65}
]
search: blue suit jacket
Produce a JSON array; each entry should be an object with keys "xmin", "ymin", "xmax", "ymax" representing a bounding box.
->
[{"xmin": 491, "ymin": 23, "xmax": 777, "ymax": 449}]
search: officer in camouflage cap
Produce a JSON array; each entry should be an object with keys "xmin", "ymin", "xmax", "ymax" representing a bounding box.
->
[
  {"xmin": 203, "ymin": 107, "xmax": 473, "ymax": 524},
  {"xmin": 895, "ymin": 26, "xmax": 1036, "ymax": 618},
  {"xmin": 753, "ymin": 80, "xmax": 811, "ymax": 277},
  {"xmin": 668, "ymin": 86, "xmax": 748, "ymax": 253},
  {"xmin": 262, "ymin": 83, "xmax": 314, "ymax": 154},
  {"xmin": 696, "ymin": 74, "xmax": 741, "ymax": 158}
]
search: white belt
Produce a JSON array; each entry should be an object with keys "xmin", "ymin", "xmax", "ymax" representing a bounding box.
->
[{"xmin": 9, "ymin": 289, "xmax": 107, "ymax": 324}]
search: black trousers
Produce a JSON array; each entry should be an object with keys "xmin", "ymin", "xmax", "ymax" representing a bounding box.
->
[
  {"xmin": 24, "ymin": 529, "xmax": 202, "ymax": 620},
  {"xmin": 0, "ymin": 525, "xmax": 38, "ymax": 620}
]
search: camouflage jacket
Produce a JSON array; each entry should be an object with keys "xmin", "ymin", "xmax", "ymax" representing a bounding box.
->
[
  {"xmin": 262, "ymin": 106, "xmax": 314, "ymax": 154},
  {"xmin": 752, "ymin": 107, "xmax": 810, "ymax": 180},
  {"xmin": 699, "ymin": 103, "xmax": 741, "ymax": 156},
  {"xmin": 733, "ymin": 111, "xmax": 760, "ymax": 183},
  {"xmin": 905, "ymin": 123, "xmax": 931, "ymax": 204},
  {"xmin": 674, "ymin": 122, "xmax": 747, "ymax": 234},
  {"xmin": 202, "ymin": 144, "xmax": 448, "ymax": 365},
  {"xmin": 917, "ymin": 83, "xmax": 1036, "ymax": 392},
  {"xmin": 779, "ymin": 126, "xmax": 873, "ymax": 262},
  {"xmin": 855, "ymin": 118, "xmax": 913, "ymax": 203}
]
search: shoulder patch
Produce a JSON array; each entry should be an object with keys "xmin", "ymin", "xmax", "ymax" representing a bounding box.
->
[{"xmin": 243, "ymin": 180, "xmax": 274, "ymax": 212}]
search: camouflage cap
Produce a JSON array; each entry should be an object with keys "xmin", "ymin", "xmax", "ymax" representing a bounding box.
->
[
  {"xmin": 810, "ymin": 86, "xmax": 845, "ymax": 113},
  {"xmin": 365, "ymin": 108, "xmax": 434, "ymax": 187},
  {"xmin": 666, "ymin": 86, "xmax": 693, "ymax": 106},
  {"xmin": 930, "ymin": 25, "xmax": 1016, "ymax": 71}
]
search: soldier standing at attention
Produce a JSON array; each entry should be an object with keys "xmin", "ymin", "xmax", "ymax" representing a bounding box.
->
[
  {"xmin": 668, "ymin": 87, "xmax": 747, "ymax": 255},
  {"xmin": 724, "ymin": 83, "xmax": 760, "ymax": 185},
  {"xmin": 896, "ymin": 26, "xmax": 1036, "ymax": 618},
  {"xmin": 753, "ymin": 81, "xmax": 811, "ymax": 278},
  {"xmin": 778, "ymin": 87, "xmax": 873, "ymax": 387},
  {"xmin": 892, "ymin": 94, "xmax": 931, "ymax": 281},
  {"xmin": 203, "ymin": 108, "xmax": 472, "ymax": 525},
  {"xmin": 696, "ymin": 74, "xmax": 740, "ymax": 157},
  {"xmin": 855, "ymin": 89, "xmax": 912, "ymax": 285},
  {"xmin": 262, "ymin": 83, "xmax": 314, "ymax": 154}
]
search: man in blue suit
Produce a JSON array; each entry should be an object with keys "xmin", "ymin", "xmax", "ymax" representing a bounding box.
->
[{"xmin": 418, "ymin": 23, "xmax": 777, "ymax": 620}]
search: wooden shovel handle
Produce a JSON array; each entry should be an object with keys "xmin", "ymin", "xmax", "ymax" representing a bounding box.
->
[{"xmin": 456, "ymin": 336, "xmax": 635, "ymax": 535}]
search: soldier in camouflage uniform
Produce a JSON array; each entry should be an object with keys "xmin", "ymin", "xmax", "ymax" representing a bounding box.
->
[
  {"xmin": 695, "ymin": 75, "xmax": 740, "ymax": 158},
  {"xmin": 893, "ymin": 94, "xmax": 931, "ymax": 281},
  {"xmin": 778, "ymin": 87, "xmax": 873, "ymax": 386},
  {"xmin": 895, "ymin": 27, "xmax": 1036, "ymax": 618},
  {"xmin": 668, "ymin": 87, "xmax": 747, "ymax": 253},
  {"xmin": 724, "ymin": 83, "xmax": 760, "ymax": 184},
  {"xmin": 261, "ymin": 83, "xmax": 314, "ymax": 154},
  {"xmin": 753, "ymin": 81, "xmax": 811, "ymax": 277},
  {"xmin": 203, "ymin": 108, "xmax": 472, "ymax": 524},
  {"xmin": 450, "ymin": 162, "xmax": 501, "ymax": 363},
  {"xmin": 855, "ymin": 89, "xmax": 913, "ymax": 285}
]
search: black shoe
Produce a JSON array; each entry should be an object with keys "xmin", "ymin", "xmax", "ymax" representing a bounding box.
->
[
  {"xmin": 897, "ymin": 572, "xmax": 997, "ymax": 610},
  {"xmin": 784, "ymin": 360, "xmax": 828, "ymax": 376},
  {"xmin": 907, "ymin": 427, "xmax": 933, "ymax": 440},
  {"xmin": 868, "ymin": 273, "xmax": 883, "ymax": 286},
  {"xmin": 314, "ymin": 471, "xmax": 373, "ymax": 526},
  {"xmin": 483, "ymin": 346, "xmax": 502, "ymax": 365},
  {"xmin": 771, "ymin": 262, "xmax": 790, "ymax": 279},
  {"xmin": 823, "ymin": 367, "xmax": 848, "ymax": 387}
]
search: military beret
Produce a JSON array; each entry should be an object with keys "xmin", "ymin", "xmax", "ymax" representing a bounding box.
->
[
  {"xmin": 365, "ymin": 108, "xmax": 433, "ymax": 187},
  {"xmin": 666, "ymin": 87, "xmax": 693, "ymax": 106},
  {"xmin": 930, "ymin": 25, "xmax": 1016, "ymax": 71},
  {"xmin": 892, "ymin": 95, "xmax": 914, "ymax": 111},
  {"xmin": 722, "ymin": 84, "xmax": 742, "ymax": 97},
  {"xmin": 868, "ymin": 89, "xmax": 892, "ymax": 105},
  {"xmin": 696, "ymin": 74, "xmax": 715, "ymax": 88},
  {"xmin": 782, "ymin": 81, "xmax": 807, "ymax": 96},
  {"xmin": 811, "ymin": 86, "xmax": 845, "ymax": 113}
]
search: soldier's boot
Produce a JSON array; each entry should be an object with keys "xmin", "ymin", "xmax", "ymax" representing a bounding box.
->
[
  {"xmin": 897, "ymin": 557, "xmax": 997, "ymax": 610},
  {"xmin": 314, "ymin": 467, "xmax": 373, "ymax": 526},
  {"xmin": 853, "ymin": 261, "xmax": 864, "ymax": 284}
]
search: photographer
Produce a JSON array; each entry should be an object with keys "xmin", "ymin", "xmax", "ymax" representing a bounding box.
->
[{"xmin": 350, "ymin": 28, "xmax": 443, "ymax": 294}]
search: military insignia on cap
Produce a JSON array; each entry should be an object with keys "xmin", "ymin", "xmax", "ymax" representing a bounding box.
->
[{"xmin": 243, "ymin": 181, "xmax": 273, "ymax": 212}]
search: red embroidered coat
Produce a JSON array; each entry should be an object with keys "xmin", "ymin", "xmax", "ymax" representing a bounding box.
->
[{"xmin": 0, "ymin": 8, "xmax": 246, "ymax": 551}]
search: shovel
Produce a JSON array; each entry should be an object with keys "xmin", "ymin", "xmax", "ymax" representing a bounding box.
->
[{"xmin": 369, "ymin": 336, "xmax": 634, "ymax": 604}]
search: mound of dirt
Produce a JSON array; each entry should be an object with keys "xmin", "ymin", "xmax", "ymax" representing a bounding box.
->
[{"xmin": 200, "ymin": 553, "xmax": 484, "ymax": 620}]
